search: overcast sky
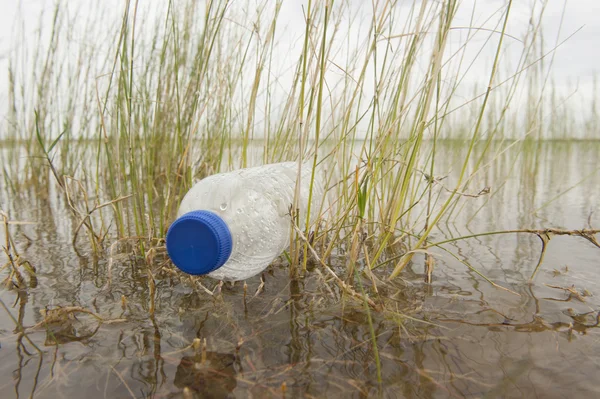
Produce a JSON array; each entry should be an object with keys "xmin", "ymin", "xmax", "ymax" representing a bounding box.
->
[{"xmin": 0, "ymin": 0, "xmax": 598, "ymax": 135}]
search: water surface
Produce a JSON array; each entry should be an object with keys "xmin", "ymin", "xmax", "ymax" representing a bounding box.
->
[{"xmin": 1, "ymin": 141, "xmax": 599, "ymax": 398}]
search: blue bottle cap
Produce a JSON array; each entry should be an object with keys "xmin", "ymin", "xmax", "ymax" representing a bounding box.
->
[{"xmin": 166, "ymin": 210, "xmax": 233, "ymax": 275}]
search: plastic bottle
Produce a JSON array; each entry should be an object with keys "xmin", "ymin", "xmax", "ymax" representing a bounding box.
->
[{"xmin": 166, "ymin": 162, "xmax": 324, "ymax": 281}]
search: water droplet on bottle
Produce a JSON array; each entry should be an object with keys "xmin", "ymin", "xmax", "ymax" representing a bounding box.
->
[{"xmin": 220, "ymin": 202, "xmax": 228, "ymax": 211}]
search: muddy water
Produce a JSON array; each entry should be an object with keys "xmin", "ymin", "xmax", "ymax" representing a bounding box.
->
[{"xmin": 1, "ymin": 141, "xmax": 599, "ymax": 398}]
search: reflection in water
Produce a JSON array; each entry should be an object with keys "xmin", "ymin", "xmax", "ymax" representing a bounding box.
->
[
  {"xmin": 0, "ymin": 142, "xmax": 599, "ymax": 398},
  {"xmin": 174, "ymin": 351, "xmax": 237, "ymax": 398},
  {"xmin": 43, "ymin": 320, "xmax": 99, "ymax": 346}
]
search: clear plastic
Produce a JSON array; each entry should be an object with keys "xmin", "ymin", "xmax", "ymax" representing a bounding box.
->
[{"xmin": 175, "ymin": 162, "xmax": 324, "ymax": 281}]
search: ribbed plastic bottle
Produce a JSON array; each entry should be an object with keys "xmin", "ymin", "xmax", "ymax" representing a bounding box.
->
[{"xmin": 166, "ymin": 162, "xmax": 324, "ymax": 281}]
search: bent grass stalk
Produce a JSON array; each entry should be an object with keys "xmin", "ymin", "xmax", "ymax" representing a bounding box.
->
[{"xmin": 388, "ymin": 0, "xmax": 514, "ymax": 279}]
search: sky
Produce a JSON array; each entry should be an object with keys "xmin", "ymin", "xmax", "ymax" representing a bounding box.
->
[{"xmin": 0, "ymin": 0, "xmax": 598, "ymax": 137}]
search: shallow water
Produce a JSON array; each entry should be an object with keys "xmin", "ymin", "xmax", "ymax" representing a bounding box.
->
[{"xmin": 1, "ymin": 141, "xmax": 599, "ymax": 398}]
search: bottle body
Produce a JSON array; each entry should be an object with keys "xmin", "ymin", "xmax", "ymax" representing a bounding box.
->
[{"xmin": 171, "ymin": 162, "xmax": 323, "ymax": 281}]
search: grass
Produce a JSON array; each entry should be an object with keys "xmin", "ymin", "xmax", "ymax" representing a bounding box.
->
[{"xmin": 0, "ymin": 0, "xmax": 599, "ymax": 303}]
